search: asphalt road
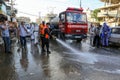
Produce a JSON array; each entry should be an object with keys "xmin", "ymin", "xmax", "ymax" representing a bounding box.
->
[{"xmin": 0, "ymin": 38, "xmax": 120, "ymax": 80}]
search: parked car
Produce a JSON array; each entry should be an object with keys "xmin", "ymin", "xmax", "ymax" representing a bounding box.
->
[{"xmin": 109, "ymin": 27, "xmax": 120, "ymax": 46}]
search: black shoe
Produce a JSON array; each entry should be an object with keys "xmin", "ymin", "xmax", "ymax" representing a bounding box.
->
[
  {"xmin": 8, "ymin": 51, "xmax": 12, "ymax": 54},
  {"xmin": 41, "ymin": 49, "xmax": 46, "ymax": 53},
  {"xmin": 41, "ymin": 53, "xmax": 45, "ymax": 55},
  {"xmin": 97, "ymin": 46, "xmax": 99, "ymax": 48},
  {"xmin": 92, "ymin": 44, "xmax": 95, "ymax": 47},
  {"xmin": 47, "ymin": 51, "xmax": 51, "ymax": 54},
  {"xmin": 17, "ymin": 48, "xmax": 20, "ymax": 52}
]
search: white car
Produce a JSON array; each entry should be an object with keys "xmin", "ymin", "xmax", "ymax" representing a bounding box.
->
[{"xmin": 109, "ymin": 27, "xmax": 120, "ymax": 46}]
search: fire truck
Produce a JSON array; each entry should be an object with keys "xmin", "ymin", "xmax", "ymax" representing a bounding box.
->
[{"xmin": 50, "ymin": 7, "xmax": 88, "ymax": 41}]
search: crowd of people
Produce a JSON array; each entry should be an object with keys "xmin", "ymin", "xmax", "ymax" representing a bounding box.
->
[
  {"xmin": 0, "ymin": 17, "xmax": 52, "ymax": 55},
  {"xmin": 89, "ymin": 22, "xmax": 111, "ymax": 48},
  {"xmin": 0, "ymin": 16, "xmax": 111, "ymax": 54},
  {"xmin": 18, "ymin": 21, "xmax": 52, "ymax": 55}
]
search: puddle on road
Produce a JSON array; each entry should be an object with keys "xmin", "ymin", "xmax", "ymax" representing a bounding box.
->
[
  {"xmin": 56, "ymin": 39, "xmax": 120, "ymax": 73},
  {"xmin": 56, "ymin": 39, "xmax": 98, "ymax": 64},
  {"xmin": 94, "ymin": 69, "xmax": 120, "ymax": 74}
]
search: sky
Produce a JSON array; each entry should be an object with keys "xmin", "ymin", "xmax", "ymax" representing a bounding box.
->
[{"xmin": 14, "ymin": 0, "xmax": 104, "ymax": 22}]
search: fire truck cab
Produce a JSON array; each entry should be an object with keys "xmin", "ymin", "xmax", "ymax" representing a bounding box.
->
[{"xmin": 50, "ymin": 7, "xmax": 88, "ymax": 41}]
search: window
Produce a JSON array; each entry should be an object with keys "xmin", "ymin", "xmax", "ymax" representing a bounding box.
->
[
  {"xmin": 66, "ymin": 12, "xmax": 87, "ymax": 23},
  {"xmin": 60, "ymin": 13, "xmax": 65, "ymax": 23},
  {"xmin": 112, "ymin": 28, "xmax": 120, "ymax": 34}
]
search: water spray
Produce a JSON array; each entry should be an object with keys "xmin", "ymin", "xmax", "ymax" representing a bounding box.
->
[{"xmin": 55, "ymin": 38, "xmax": 98, "ymax": 64}]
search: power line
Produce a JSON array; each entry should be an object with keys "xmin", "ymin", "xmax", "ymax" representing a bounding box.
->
[
  {"xmin": 18, "ymin": 11, "xmax": 39, "ymax": 17},
  {"xmin": 50, "ymin": 0, "xmax": 78, "ymax": 7}
]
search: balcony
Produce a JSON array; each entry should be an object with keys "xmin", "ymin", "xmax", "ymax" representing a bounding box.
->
[
  {"xmin": 98, "ymin": 10, "xmax": 120, "ymax": 17},
  {"xmin": 99, "ymin": 3, "xmax": 120, "ymax": 9},
  {"xmin": 0, "ymin": 9, "xmax": 6, "ymax": 15},
  {"xmin": 100, "ymin": 0, "xmax": 120, "ymax": 4},
  {"xmin": 98, "ymin": 11, "xmax": 108, "ymax": 17}
]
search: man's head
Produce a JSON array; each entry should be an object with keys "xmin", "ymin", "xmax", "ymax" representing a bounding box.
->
[
  {"xmin": 103, "ymin": 22, "xmax": 107, "ymax": 27},
  {"xmin": 21, "ymin": 21, "xmax": 25, "ymax": 25},
  {"xmin": 42, "ymin": 21, "xmax": 45, "ymax": 25},
  {"xmin": 30, "ymin": 23, "xmax": 33, "ymax": 26}
]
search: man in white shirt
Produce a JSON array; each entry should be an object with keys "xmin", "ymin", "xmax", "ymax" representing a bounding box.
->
[
  {"xmin": 30, "ymin": 23, "xmax": 35, "ymax": 40},
  {"xmin": 18, "ymin": 22, "xmax": 28, "ymax": 48},
  {"xmin": 33, "ymin": 23, "xmax": 39, "ymax": 45}
]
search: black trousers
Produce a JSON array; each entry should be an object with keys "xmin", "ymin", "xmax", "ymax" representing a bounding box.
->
[
  {"xmin": 2, "ymin": 37, "xmax": 11, "ymax": 53},
  {"xmin": 20, "ymin": 36, "xmax": 26, "ymax": 47},
  {"xmin": 41, "ymin": 37, "xmax": 49, "ymax": 52},
  {"xmin": 93, "ymin": 35, "xmax": 100, "ymax": 47}
]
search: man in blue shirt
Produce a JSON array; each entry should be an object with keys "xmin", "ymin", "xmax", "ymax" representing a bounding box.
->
[
  {"xmin": 101, "ymin": 22, "xmax": 111, "ymax": 47},
  {"xmin": 0, "ymin": 20, "xmax": 11, "ymax": 53}
]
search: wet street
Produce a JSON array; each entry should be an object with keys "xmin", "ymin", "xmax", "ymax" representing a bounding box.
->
[{"xmin": 0, "ymin": 38, "xmax": 120, "ymax": 80}]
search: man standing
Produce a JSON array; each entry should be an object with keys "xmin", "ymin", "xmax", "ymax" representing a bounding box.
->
[
  {"xmin": 18, "ymin": 22, "xmax": 28, "ymax": 48},
  {"xmin": 33, "ymin": 23, "xmax": 39, "ymax": 45},
  {"xmin": 101, "ymin": 22, "xmax": 110, "ymax": 47},
  {"xmin": 39, "ymin": 21, "xmax": 46, "ymax": 52},
  {"xmin": 0, "ymin": 19, "xmax": 11, "ymax": 53},
  {"xmin": 30, "ymin": 23, "xmax": 35, "ymax": 41},
  {"xmin": 93, "ymin": 23, "xmax": 101, "ymax": 48},
  {"xmin": 89, "ymin": 23, "xmax": 95, "ymax": 46},
  {"xmin": 40, "ymin": 22, "xmax": 51, "ymax": 55}
]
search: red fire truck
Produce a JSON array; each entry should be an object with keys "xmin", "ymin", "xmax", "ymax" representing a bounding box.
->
[{"xmin": 50, "ymin": 7, "xmax": 88, "ymax": 41}]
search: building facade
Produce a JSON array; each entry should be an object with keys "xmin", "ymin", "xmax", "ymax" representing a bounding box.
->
[
  {"xmin": 98, "ymin": 0, "xmax": 120, "ymax": 27},
  {"xmin": 17, "ymin": 17, "xmax": 31, "ymax": 24},
  {"xmin": 0, "ymin": 0, "xmax": 7, "ymax": 21}
]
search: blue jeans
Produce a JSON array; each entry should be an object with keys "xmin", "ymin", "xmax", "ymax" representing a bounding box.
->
[
  {"xmin": 2, "ymin": 37, "xmax": 11, "ymax": 53},
  {"xmin": 102, "ymin": 36, "xmax": 109, "ymax": 46},
  {"xmin": 20, "ymin": 36, "xmax": 26, "ymax": 47}
]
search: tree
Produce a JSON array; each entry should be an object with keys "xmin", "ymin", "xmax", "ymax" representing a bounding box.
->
[
  {"xmin": 46, "ymin": 13, "xmax": 57, "ymax": 22},
  {"xmin": 91, "ymin": 9, "xmax": 100, "ymax": 21}
]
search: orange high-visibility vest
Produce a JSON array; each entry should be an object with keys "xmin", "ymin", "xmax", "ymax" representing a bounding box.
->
[
  {"xmin": 42, "ymin": 25, "xmax": 50, "ymax": 39},
  {"xmin": 39, "ymin": 24, "xmax": 45, "ymax": 35}
]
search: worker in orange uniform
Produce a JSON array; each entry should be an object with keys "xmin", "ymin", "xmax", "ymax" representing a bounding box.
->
[
  {"xmin": 39, "ymin": 21, "xmax": 45, "ymax": 52},
  {"xmin": 39, "ymin": 21, "xmax": 45, "ymax": 39},
  {"xmin": 41, "ymin": 22, "xmax": 51, "ymax": 55}
]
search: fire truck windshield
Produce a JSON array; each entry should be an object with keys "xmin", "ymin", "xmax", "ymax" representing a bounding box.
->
[{"xmin": 67, "ymin": 12, "xmax": 87, "ymax": 23}]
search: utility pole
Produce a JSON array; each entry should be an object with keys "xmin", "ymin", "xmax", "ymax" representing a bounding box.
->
[
  {"xmin": 39, "ymin": 12, "xmax": 41, "ymax": 23},
  {"xmin": 9, "ymin": 0, "xmax": 15, "ymax": 22},
  {"xmin": 80, "ymin": 0, "xmax": 82, "ymax": 8},
  {"xmin": 11, "ymin": 0, "xmax": 14, "ymax": 13}
]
